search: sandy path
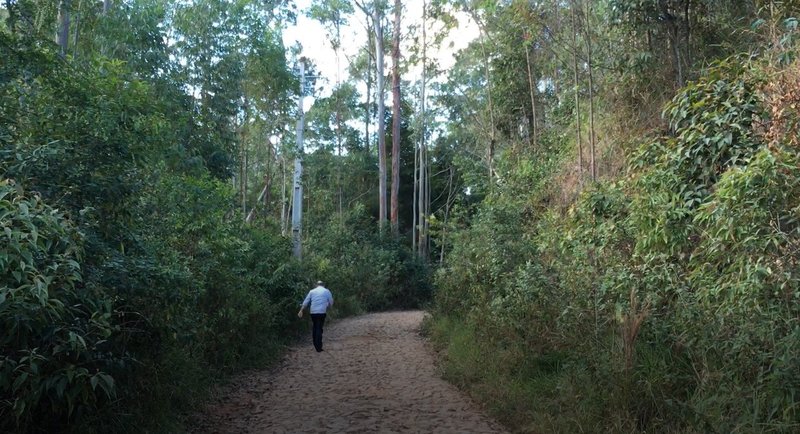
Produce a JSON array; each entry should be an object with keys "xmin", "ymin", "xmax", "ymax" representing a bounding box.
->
[{"xmin": 190, "ymin": 311, "xmax": 507, "ymax": 434}]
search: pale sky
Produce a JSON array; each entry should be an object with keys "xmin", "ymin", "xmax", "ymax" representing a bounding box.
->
[{"xmin": 283, "ymin": 0, "xmax": 479, "ymax": 105}]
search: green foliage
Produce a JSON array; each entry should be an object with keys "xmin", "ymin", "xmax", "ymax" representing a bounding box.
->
[
  {"xmin": 425, "ymin": 314, "xmax": 600, "ymax": 433},
  {"xmin": 306, "ymin": 204, "xmax": 431, "ymax": 314},
  {"xmin": 0, "ymin": 28, "xmax": 305, "ymax": 432},
  {"xmin": 0, "ymin": 180, "xmax": 116, "ymax": 431},
  {"xmin": 434, "ymin": 53, "xmax": 800, "ymax": 432},
  {"xmin": 134, "ymin": 173, "xmax": 305, "ymax": 368},
  {"xmin": 662, "ymin": 59, "xmax": 765, "ymax": 187},
  {"xmin": 305, "ymin": 83, "xmax": 364, "ymax": 153},
  {"xmin": 684, "ymin": 146, "xmax": 800, "ymax": 430}
]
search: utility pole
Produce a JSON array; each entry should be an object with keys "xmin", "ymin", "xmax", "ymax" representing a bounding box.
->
[{"xmin": 291, "ymin": 59, "xmax": 306, "ymax": 259}]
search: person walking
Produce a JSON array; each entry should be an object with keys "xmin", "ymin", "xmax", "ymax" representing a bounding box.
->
[{"xmin": 298, "ymin": 281, "xmax": 334, "ymax": 352}]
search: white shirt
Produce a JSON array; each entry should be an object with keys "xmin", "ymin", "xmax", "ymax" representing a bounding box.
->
[{"xmin": 301, "ymin": 286, "xmax": 334, "ymax": 314}]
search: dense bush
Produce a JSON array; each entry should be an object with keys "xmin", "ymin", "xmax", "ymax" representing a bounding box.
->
[
  {"xmin": 433, "ymin": 54, "xmax": 800, "ymax": 432},
  {"xmin": 306, "ymin": 205, "xmax": 431, "ymax": 314},
  {"xmin": 0, "ymin": 34, "xmax": 305, "ymax": 432},
  {"xmin": 0, "ymin": 180, "xmax": 116, "ymax": 431},
  {"xmin": 1, "ymin": 21, "xmax": 432, "ymax": 431}
]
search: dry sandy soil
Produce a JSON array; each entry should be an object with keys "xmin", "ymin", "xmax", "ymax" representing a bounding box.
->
[{"xmin": 190, "ymin": 310, "xmax": 507, "ymax": 433}]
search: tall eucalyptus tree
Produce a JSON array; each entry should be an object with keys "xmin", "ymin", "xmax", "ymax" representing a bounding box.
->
[{"xmin": 390, "ymin": 0, "xmax": 402, "ymax": 235}]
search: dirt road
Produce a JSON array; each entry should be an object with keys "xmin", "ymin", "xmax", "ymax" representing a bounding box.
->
[{"xmin": 191, "ymin": 311, "xmax": 506, "ymax": 433}]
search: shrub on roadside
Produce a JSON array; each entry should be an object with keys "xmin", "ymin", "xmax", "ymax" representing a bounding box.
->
[
  {"xmin": 0, "ymin": 180, "xmax": 117, "ymax": 432},
  {"xmin": 432, "ymin": 54, "xmax": 800, "ymax": 431}
]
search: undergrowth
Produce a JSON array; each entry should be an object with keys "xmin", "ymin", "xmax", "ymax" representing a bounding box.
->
[{"xmin": 431, "ymin": 30, "xmax": 800, "ymax": 434}]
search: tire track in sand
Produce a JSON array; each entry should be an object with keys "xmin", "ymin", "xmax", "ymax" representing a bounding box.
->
[{"xmin": 190, "ymin": 311, "xmax": 507, "ymax": 433}]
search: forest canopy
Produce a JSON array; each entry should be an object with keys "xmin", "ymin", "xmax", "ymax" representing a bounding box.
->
[{"xmin": 2, "ymin": 0, "xmax": 800, "ymax": 432}]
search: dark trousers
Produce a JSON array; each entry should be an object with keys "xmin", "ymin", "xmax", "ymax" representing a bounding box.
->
[{"xmin": 310, "ymin": 313, "xmax": 326, "ymax": 352}]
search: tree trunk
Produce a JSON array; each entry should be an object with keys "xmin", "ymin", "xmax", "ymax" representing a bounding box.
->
[
  {"xmin": 571, "ymin": 0, "xmax": 583, "ymax": 181},
  {"xmin": 439, "ymin": 165, "xmax": 454, "ymax": 264},
  {"xmin": 281, "ymin": 156, "xmax": 287, "ymax": 235},
  {"xmin": 525, "ymin": 43, "xmax": 537, "ymax": 148},
  {"xmin": 684, "ymin": 0, "xmax": 691, "ymax": 68},
  {"xmin": 265, "ymin": 141, "xmax": 273, "ymax": 215},
  {"xmin": 71, "ymin": 0, "xmax": 82, "ymax": 58},
  {"xmin": 425, "ymin": 148, "xmax": 431, "ymax": 256},
  {"xmin": 412, "ymin": 114, "xmax": 418, "ymax": 253},
  {"xmin": 335, "ymin": 22, "xmax": 344, "ymax": 221},
  {"xmin": 481, "ymin": 39, "xmax": 495, "ymax": 182},
  {"xmin": 373, "ymin": 5, "xmax": 387, "ymax": 232},
  {"xmin": 390, "ymin": 0, "xmax": 401, "ymax": 236},
  {"xmin": 660, "ymin": 1, "xmax": 684, "ymax": 87},
  {"xmin": 242, "ymin": 145, "xmax": 248, "ymax": 217},
  {"xmin": 57, "ymin": 0, "xmax": 71, "ymax": 57},
  {"xmin": 670, "ymin": 23, "xmax": 683, "ymax": 87},
  {"xmin": 240, "ymin": 100, "xmax": 249, "ymax": 219},
  {"xmin": 365, "ymin": 29, "xmax": 372, "ymax": 157},
  {"xmin": 245, "ymin": 179, "xmax": 270, "ymax": 224},
  {"xmin": 584, "ymin": 0, "xmax": 597, "ymax": 181},
  {"xmin": 418, "ymin": 0, "xmax": 429, "ymax": 259},
  {"xmin": 6, "ymin": 0, "xmax": 18, "ymax": 33},
  {"xmin": 553, "ymin": 3, "xmax": 561, "ymax": 98}
]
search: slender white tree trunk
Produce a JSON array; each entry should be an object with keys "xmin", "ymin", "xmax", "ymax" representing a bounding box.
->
[
  {"xmin": 584, "ymin": 0, "xmax": 596, "ymax": 181},
  {"xmin": 418, "ymin": 0, "xmax": 429, "ymax": 258},
  {"xmin": 281, "ymin": 157, "xmax": 287, "ymax": 235},
  {"xmin": 365, "ymin": 29, "xmax": 373, "ymax": 157},
  {"xmin": 571, "ymin": 0, "xmax": 583, "ymax": 182},
  {"xmin": 439, "ymin": 165, "xmax": 454, "ymax": 264},
  {"xmin": 373, "ymin": 6, "xmax": 387, "ymax": 232},
  {"xmin": 390, "ymin": 0, "xmax": 401, "ymax": 236},
  {"xmin": 525, "ymin": 44, "xmax": 537, "ymax": 148}
]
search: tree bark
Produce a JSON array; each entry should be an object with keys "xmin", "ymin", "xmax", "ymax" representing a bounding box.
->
[
  {"xmin": 418, "ymin": 0, "xmax": 429, "ymax": 258},
  {"xmin": 553, "ymin": 3, "xmax": 561, "ymax": 98},
  {"xmin": 571, "ymin": 0, "xmax": 583, "ymax": 181},
  {"xmin": 671, "ymin": 23, "xmax": 684, "ymax": 87},
  {"xmin": 584, "ymin": 0, "xmax": 597, "ymax": 181},
  {"xmin": 263, "ymin": 138, "xmax": 273, "ymax": 221},
  {"xmin": 425, "ymin": 147, "xmax": 431, "ymax": 256},
  {"xmin": 240, "ymin": 99, "xmax": 249, "ymax": 219},
  {"xmin": 373, "ymin": 4, "xmax": 387, "ymax": 232},
  {"xmin": 72, "ymin": 0, "xmax": 80, "ymax": 58},
  {"xmin": 481, "ymin": 38, "xmax": 495, "ymax": 182},
  {"xmin": 281, "ymin": 156, "xmax": 287, "ymax": 235},
  {"xmin": 390, "ymin": 0, "xmax": 401, "ymax": 236},
  {"xmin": 5, "ymin": 0, "xmax": 18, "ymax": 33},
  {"xmin": 439, "ymin": 165, "xmax": 454, "ymax": 264},
  {"xmin": 684, "ymin": 0, "xmax": 691, "ymax": 68},
  {"xmin": 365, "ymin": 29, "xmax": 373, "ymax": 157},
  {"xmin": 242, "ymin": 145, "xmax": 248, "ymax": 217},
  {"xmin": 412, "ymin": 114, "xmax": 418, "ymax": 253},
  {"xmin": 660, "ymin": 0, "xmax": 684, "ymax": 87},
  {"xmin": 525, "ymin": 43, "xmax": 537, "ymax": 148},
  {"xmin": 335, "ymin": 21, "xmax": 343, "ymax": 221},
  {"xmin": 245, "ymin": 179, "xmax": 270, "ymax": 223},
  {"xmin": 57, "ymin": 0, "xmax": 71, "ymax": 57}
]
